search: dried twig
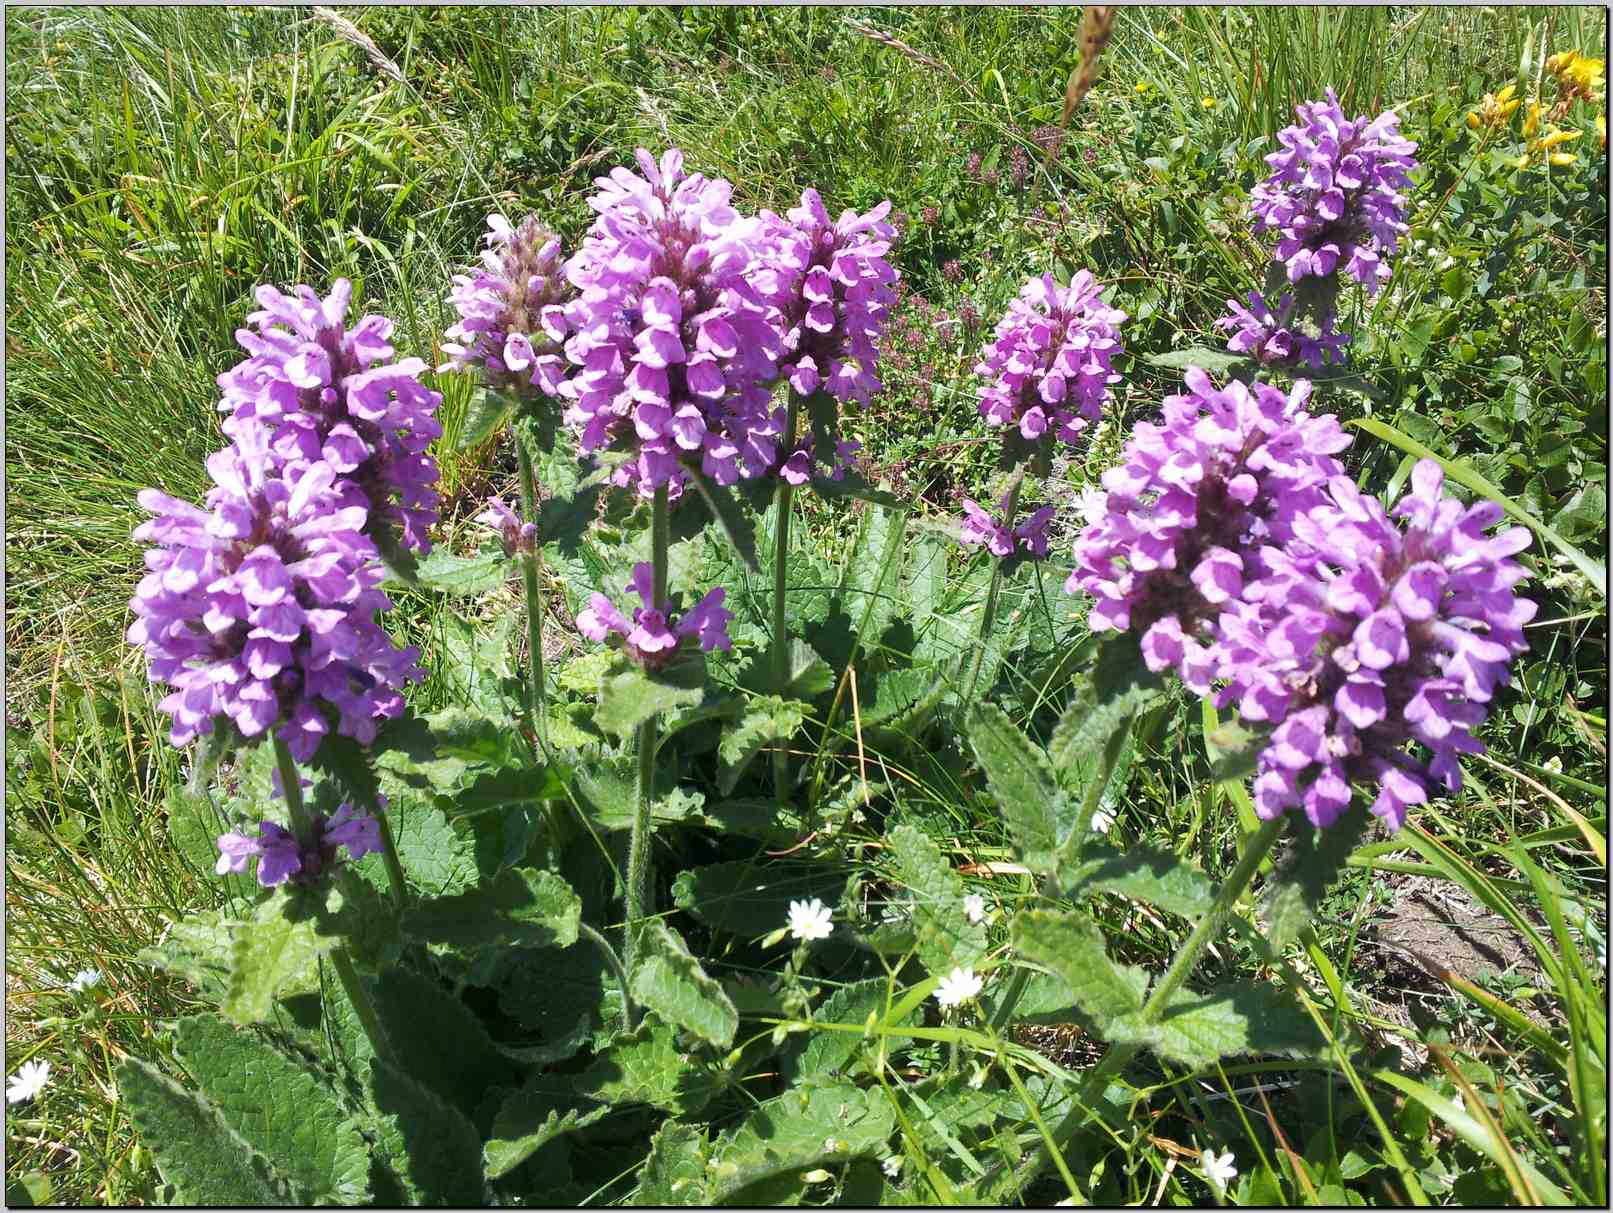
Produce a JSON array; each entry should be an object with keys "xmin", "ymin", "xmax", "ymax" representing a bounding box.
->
[
  {"xmin": 844, "ymin": 17, "xmax": 976, "ymax": 97},
  {"xmin": 1046, "ymin": 5, "xmax": 1116, "ymax": 173},
  {"xmin": 312, "ymin": 7, "xmax": 405, "ymax": 85}
]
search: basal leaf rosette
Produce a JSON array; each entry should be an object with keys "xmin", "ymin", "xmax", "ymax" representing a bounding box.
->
[
  {"xmin": 217, "ymin": 278, "xmax": 444, "ymax": 554},
  {"xmin": 559, "ymin": 148, "xmax": 786, "ymax": 500},
  {"xmin": 1214, "ymin": 460, "xmax": 1534, "ymax": 829},
  {"xmin": 441, "ymin": 212, "xmax": 572, "ymax": 401},
  {"xmin": 1066, "ymin": 369, "xmax": 1350, "ymax": 692},
  {"xmin": 975, "ymin": 271, "xmax": 1126, "ymax": 453},
  {"xmin": 127, "ymin": 420, "xmax": 424, "ymax": 761}
]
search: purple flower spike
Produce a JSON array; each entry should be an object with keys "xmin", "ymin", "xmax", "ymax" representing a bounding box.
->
[
  {"xmin": 217, "ymin": 279, "xmax": 443, "ymax": 554},
  {"xmin": 975, "ymin": 271, "xmax": 1126, "ymax": 449},
  {"xmin": 441, "ymin": 213, "xmax": 573, "ymax": 399},
  {"xmin": 127, "ymin": 419, "xmax": 424, "ymax": 759},
  {"xmin": 323, "ymin": 801, "xmax": 384, "ymax": 861},
  {"xmin": 559, "ymin": 148, "xmax": 787, "ymax": 499},
  {"xmin": 1216, "ymin": 459, "xmax": 1534, "ymax": 830},
  {"xmin": 475, "ymin": 495, "xmax": 537, "ymax": 556},
  {"xmin": 213, "ymin": 800, "xmax": 386, "ymax": 887},
  {"xmin": 1249, "ymin": 89, "xmax": 1419, "ymax": 295},
  {"xmin": 959, "ymin": 494, "xmax": 1055, "ymax": 559},
  {"xmin": 1065, "ymin": 368, "xmax": 1350, "ymax": 692},
  {"xmin": 1215, "ymin": 290, "xmax": 1349, "ymax": 369},
  {"xmin": 575, "ymin": 561, "xmax": 733, "ymax": 669}
]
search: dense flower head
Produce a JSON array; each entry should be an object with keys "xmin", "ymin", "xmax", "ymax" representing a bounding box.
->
[
  {"xmin": 576, "ymin": 561, "xmax": 733, "ymax": 669},
  {"xmin": 975, "ymin": 271, "xmax": 1126, "ymax": 447},
  {"xmin": 1216, "ymin": 290, "xmax": 1349, "ymax": 369},
  {"xmin": 559, "ymin": 148, "xmax": 785, "ymax": 499},
  {"xmin": 441, "ymin": 213, "xmax": 572, "ymax": 398},
  {"xmin": 217, "ymin": 279, "xmax": 443, "ymax": 553},
  {"xmin": 1214, "ymin": 460, "xmax": 1535, "ymax": 829},
  {"xmin": 959, "ymin": 493, "xmax": 1054, "ymax": 559},
  {"xmin": 216, "ymin": 801, "xmax": 385, "ymax": 888},
  {"xmin": 475, "ymin": 495, "xmax": 538, "ymax": 556},
  {"xmin": 126, "ymin": 420, "xmax": 425, "ymax": 760},
  {"xmin": 1249, "ymin": 89, "xmax": 1419, "ymax": 294},
  {"xmin": 1065, "ymin": 368, "xmax": 1350, "ymax": 692}
]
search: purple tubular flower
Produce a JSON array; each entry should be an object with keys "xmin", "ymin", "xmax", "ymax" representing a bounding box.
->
[
  {"xmin": 1215, "ymin": 460, "xmax": 1534, "ymax": 829},
  {"xmin": 975, "ymin": 271, "xmax": 1126, "ymax": 448},
  {"xmin": 1065, "ymin": 368, "xmax": 1350, "ymax": 692},
  {"xmin": 559, "ymin": 148, "xmax": 786, "ymax": 499},
  {"xmin": 1249, "ymin": 89, "xmax": 1419, "ymax": 294},
  {"xmin": 475, "ymin": 495, "xmax": 537, "ymax": 556},
  {"xmin": 127, "ymin": 419, "xmax": 424, "ymax": 760},
  {"xmin": 1215, "ymin": 290, "xmax": 1349, "ymax": 369},
  {"xmin": 958, "ymin": 495, "xmax": 1055, "ymax": 559},
  {"xmin": 214, "ymin": 801, "xmax": 385, "ymax": 887},
  {"xmin": 441, "ymin": 213, "xmax": 573, "ymax": 399},
  {"xmin": 575, "ymin": 560, "xmax": 733, "ymax": 668},
  {"xmin": 217, "ymin": 279, "xmax": 443, "ymax": 553}
]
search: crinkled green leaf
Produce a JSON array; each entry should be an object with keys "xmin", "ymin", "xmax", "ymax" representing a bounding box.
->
[
  {"xmin": 1151, "ymin": 983, "xmax": 1327, "ymax": 1067},
  {"xmin": 373, "ymin": 708, "xmax": 519, "ymax": 795},
  {"xmin": 493, "ymin": 944, "xmax": 622, "ymax": 1062},
  {"xmin": 455, "ymin": 387, "xmax": 517, "ymax": 451},
  {"xmin": 705, "ymin": 1083, "xmax": 898, "ymax": 1203},
  {"xmin": 965, "ymin": 702, "xmax": 1062, "ymax": 868},
  {"xmin": 354, "ymin": 788, "xmax": 478, "ymax": 899},
  {"xmin": 687, "ymin": 466, "xmax": 761, "ymax": 571},
  {"xmin": 1010, "ymin": 910, "xmax": 1150, "ymax": 1030},
  {"xmin": 786, "ymin": 978, "xmax": 916, "ymax": 1085},
  {"xmin": 887, "ymin": 824, "xmax": 988, "ymax": 975},
  {"xmin": 174, "ymin": 1014, "xmax": 370, "ymax": 1204},
  {"xmin": 221, "ymin": 892, "xmax": 333, "ymax": 1024},
  {"xmin": 576, "ymin": 1014, "xmax": 719, "ymax": 1114},
  {"xmin": 1260, "ymin": 804, "xmax": 1373, "ymax": 949},
  {"xmin": 636, "ymin": 1120, "xmax": 710, "ymax": 1206},
  {"xmin": 415, "ymin": 548, "xmax": 508, "ymax": 595},
  {"xmin": 139, "ymin": 909, "xmax": 237, "ymax": 1000},
  {"xmin": 437, "ymin": 611, "xmax": 518, "ymax": 715},
  {"xmin": 366, "ymin": 1060, "xmax": 486, "ymax": 1206},
  {"xmin": 594, "ymin": 655, "xmax": 707, "ymax": 739},
  {"xmin": 116, "ymin": 1058, "xmax": 293, "ymax": 1205},
  {"xmin": 1145, "ymin": 347, "xmax": 1250, "ymax": 374},
  {"xmin": 672, "ymin": 859, "xmax": 848, "ymax": 939},
  {"xmin": 1061, "ymin": 842, "xmax": 1216, "ymax": 918},
  {"xmin": 483, "ymin": 1088, "xmax": 608, "ymax": 1180},
  {"xmin": 403, "ymin": 866, "xmax": 580, "ymax": 952},
  {"xmin": 630, "ymin": 920, "xmax": 738, "ymax": 1049},
  {"xmin": 717, "ymin": 694, "xmax": 808, "ymax": 794}
]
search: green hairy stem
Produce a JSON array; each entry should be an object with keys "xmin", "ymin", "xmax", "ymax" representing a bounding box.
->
[
  {"xmin": 624, "ymin": 485, "xmax": 672, "ymax": 979},
  {"xmin": 516, "ymin": 439, "xmax": 549, "ymax": 747}
]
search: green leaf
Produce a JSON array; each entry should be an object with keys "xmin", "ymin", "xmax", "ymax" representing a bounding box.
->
[
  {"xmin": 415, "ymin": 548, "xmax": 508, "ymax": 595},
  {"xmin": 455, "ymin": 387, "xmax": 517, "ymax": 451},
  {"xmin": 437, "ymin": 611, "xmax": 518, "ymax": 715},
  {"xmin": 140, "ymin": 909, "xmax": 237, "ymax": 999},
  {"xmin": 366, "ymin": 1060, "xmax": 487, "ymax": 1206},
  {"xmin": 1061, "ymin": 842, "xmax": 1216, "ymax": 918},
  {"xmin": 636, "ymin": 1120, "xmax": 710, "ymax": 1206},
  {"xmin": 222, "ymin": 893, "xmax": 333, "ymax": 1024},
  {"xmin": 1260, "ymin": 804, "xmax": 1373, "ymax": 949},
  {"xmin": 116, "ymin": 1058, "xmax": 293, "ymax": 1205},
  {"xmin": 576, "ymin": 1014, "xmax": 719, "ymax": 1114},
  {"xmin": 374, "ymin": 708, "xmax": 521, "ymax": 796},
  {"xmin": 705, "ymin": 1083, "xmax": 898, "ymax": 1203},
  {"xmin": 164, "ymin": 786, "xmax": 254, "ymax": 895},
  {"xmin": 782, "ymin": 640, "xmax": 835, "ymax": 698},
  {"xmin": 630, "ymin": 919, "xmax": 739, "ymax": 1049},
  {"xmin": 483, "ymin": 1088, "xmax": 608, "ymax": 1180},
  {"xmin": 173, "ymin": 1015, "xmax": 370, "ymax": 1204},
  {"xmin": 1010, "ymin": 910, "xmax": 1150, "ymax": 1028},
  {"xmin": 687, "ymin": 467, "xmax": 761, "ymax": 571},
  {"xmin": 887, "ymin": 824, "xmax": 988, "ymax": 975},
  {"xmin": 355, "ymin": 789, "xmax": 478, "ymax": 899},
  {"xmin": 1144, "ymin": 347, "xmax": 1251, "ymax": 374},
  {"xmin": 594, "ymin": 655, "xmax": 707, "ymax": 739},
  {"xmin": 965, "ymin": 702, "xmax": 1062, "ymax": 868},
  {"xmin": 403, "ymin": 867, "xmax": 580, "ymax": 952},
  {"xmin": 1350, "ymin": 416, "xmax": 1607, "ymax": 595},
  {"xmin": 1151, "ymin": 983, "xmax": 1327, "ymax": 1067},
  {"xmin": 785, "ymin": 978, "xmax": 916, "ymax": 1085},
  {"xmin": 371, "ymin": 516, "xmax": 421, "ymax": 589},
  {"xmin": 807, "ymin": 470, "xmax": 908, "ymax": 509},
  {"xmin": 717, "ymin": 694, "xmax": 808, "ymax": 795},
  {"xmin": 672, "ymin": 860, "xmax": 849, "ymax": 939}
]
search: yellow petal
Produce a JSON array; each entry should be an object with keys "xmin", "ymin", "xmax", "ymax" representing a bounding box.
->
[
  {"xmin": 1549, "ymin": 151, "xmax": 1578, "ymax": 166},
  {"xmin": 1498, "ymin": 83, "xmax": 1517, "ymax": 102},
  {"xmin": 1201, "ymin": 97, "xmax": 1217, "ymax": 109},
  {"xmin": 1500, "ymin": 99, "xmax": 1521, "ymax": 118},
  {"xmin": 1466, "ymin": 111, "xmax": 1480, "ymax": 130}
]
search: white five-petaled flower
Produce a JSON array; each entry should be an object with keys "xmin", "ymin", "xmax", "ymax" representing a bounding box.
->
[
  {"xmin": 1091, "ymin": 807, "xmax": 1116, "ymax": 834},
  {"xmin": 1201, "ymin": 1148, "xmax": 1237, "ymax": 1193},
  {"xmin": 934, "ymin": 966, "xmax": 984, "ymax": 1009},
  {"xmin": 787, "ymin": 898, "xmax": 834, "ymax": 942},
  {"xmin": 68, "ymin": 969, "xmax": 102, "ymax": 993},
  {"xmin": 6, "ymin": 1060, "xmax": 51, "ymax": 1105},
  {"xmin": 882, "ymin": 1155, "xmax": 904, "ymax": 1178},
  {"xmin": 963, "ymin": 893, "xmax": 987, "ymax": 924}
]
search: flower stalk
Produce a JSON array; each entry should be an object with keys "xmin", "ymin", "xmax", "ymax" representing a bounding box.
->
[
  {"xmin": 515, "ymin": 437, "xmax": 549, "ymax": 747},
  {"xmin": 770, "ymin": 397, "xmax": 801, "ymax": 800},
  {"xmin": 963, "ymin": 473, "xmax": 1026, "ymax": 702},
  {"xmin": 624, "ymin": 485, "xmax": 672, "ymax": 976}
]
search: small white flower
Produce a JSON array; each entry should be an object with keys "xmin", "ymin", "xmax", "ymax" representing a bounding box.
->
[
  {"xmin": 1090, "ymin": 808, "xmax": 1116, "ymax": 834},
  {"xmin": 1201, "ymin": 1148, "xmax": 1237, "ymax": 1193},
  {"xmin": 882, "ymin": 1155, "xmax": 904, "ymax": 1178},
  {"xmin": 963, "ymin": 893, "xmax": 987, "ymax": 924},
  {"xmin": 6, "ymin": 1060, "xmax": 51, "ymax": 1105},
  {"xmin": 787, "ymin": 898, "xmax": 834, "ymax": 942},
  {"xmin": 68, "ymin": 969, "xmax": 102, "ymax": 993},
  {"xmin": 934, "ymin": 966, "xmax": 984, "ymax": 1009}
]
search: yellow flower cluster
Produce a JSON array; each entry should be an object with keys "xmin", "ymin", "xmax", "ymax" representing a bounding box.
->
[
  {"xmin": 1514, "ymin": 99, "xmax": 1584, "ymax": 169},
  {"xmin": 1466, "ymin": 83, "xmax": 1521, "ymax": 130},
  {"xmin": 1546, "ymin": 49, "xmax": 1606, "ymax": 102}
]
